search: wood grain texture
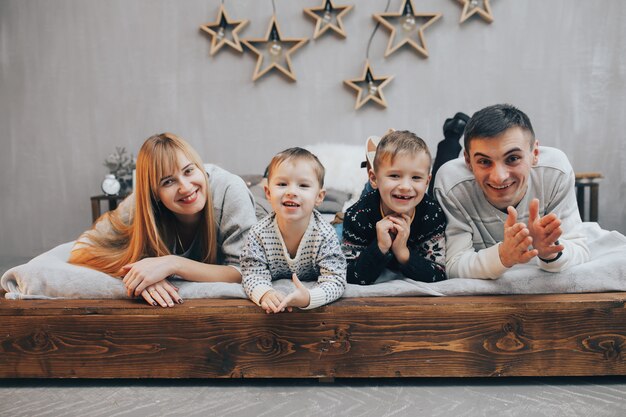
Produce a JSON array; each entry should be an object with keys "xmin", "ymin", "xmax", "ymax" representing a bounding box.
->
[{"xmin": 1, "ymin": 293, "xmax": 625, "ymax": 378}]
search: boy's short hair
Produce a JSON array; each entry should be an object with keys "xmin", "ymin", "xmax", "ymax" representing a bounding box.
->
[
  {"xmin": 464, "ymin": 104, "xmax": 535, "ymax": 151},
  {"xmin": 373, "ymin": 130, "xmax": 432, "ymax": 172},
  {"xmin": 267, "ymin": 147, "xmax": 326, "ymax": 188}
]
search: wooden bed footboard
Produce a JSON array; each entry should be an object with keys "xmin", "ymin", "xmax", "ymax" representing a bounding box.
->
[{"xmin": 1, "ymin": 293, "xmax": 625, "ymax": 378}]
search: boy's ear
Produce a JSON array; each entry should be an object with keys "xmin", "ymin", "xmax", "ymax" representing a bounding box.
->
[
  {"xmin": 315, "ymin": 188, "xmax": 327, "ymax": 207},
  {"xmin": 263, "ymin": 184, "xmax": 271, "ymax": 201},
  {"xmin": 425, "ymin": 174, "xmax": 432, "ymax": 187},
  {"xmin": 368, "ymin": 168, "xmax": 378, "ymax": 189}
]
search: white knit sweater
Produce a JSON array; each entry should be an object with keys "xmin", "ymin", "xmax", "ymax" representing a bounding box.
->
[
  {"xmin": 434, "ymin": 146, "xmax": 590, "ymax": 279},
  {"xmin": 240, "ymin": 210, "xmax": 347, "ymax": 309}
]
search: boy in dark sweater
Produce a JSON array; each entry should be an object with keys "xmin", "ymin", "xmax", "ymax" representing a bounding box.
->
[{"xmin": 342, "ymin": 130, "xmax": 447, "ymax": 285}]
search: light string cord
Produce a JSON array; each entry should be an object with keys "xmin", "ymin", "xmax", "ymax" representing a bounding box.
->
[{"xmin": 366, "ymin": 0, "xmax": 392, "ymax": 59}]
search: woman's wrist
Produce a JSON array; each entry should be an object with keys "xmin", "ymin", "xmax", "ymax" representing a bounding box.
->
[{"xmin": 167, "ymin": 254, "xmax": 183, "ymax": 276}]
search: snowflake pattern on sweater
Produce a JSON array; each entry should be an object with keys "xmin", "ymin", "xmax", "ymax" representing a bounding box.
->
[
  {"xmin": 342, "ymin": 190, "xmax": 447, "ymax": 285},
  {"xmin": 240, "ymin": 210, "xmax": 347, "ymax": 309}
]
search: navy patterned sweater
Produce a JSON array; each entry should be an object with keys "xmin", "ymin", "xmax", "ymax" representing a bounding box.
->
[{"xmin": 342, "ymin": 190, "xmax": 447, "ymax": 285}]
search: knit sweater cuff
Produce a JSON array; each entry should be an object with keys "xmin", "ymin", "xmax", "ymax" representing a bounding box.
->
[
  {"xmin": 482, "ymin": 243, "xmax": 508, "ymax": 279},
  {"xmin": 250, "ymin": 285, "xmax": 273, "ymax": 306},
  {"xmin": 302, "ymin": 287, "xmax": 327, "ymax": 310}
]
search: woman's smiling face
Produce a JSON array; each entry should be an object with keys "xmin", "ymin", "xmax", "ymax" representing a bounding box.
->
[{"xmin": 156, "ymin": 150, "xmax": 207, "ymax": 223}]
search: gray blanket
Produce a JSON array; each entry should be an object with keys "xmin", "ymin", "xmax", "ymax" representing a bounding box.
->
[{"xmin": 3, "ymin": 223, "xmax": 626, "ymax": 300}]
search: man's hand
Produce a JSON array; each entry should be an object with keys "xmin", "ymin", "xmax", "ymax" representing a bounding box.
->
[
  {"xmin": 499, "ymin": 206, "xmax": 538, "ymax": 268},
  {"xmin": 388, "ymin": 214, "xmax": 411, "ymax": 264},
  {"xmin": 527, "ymin": 198, "xmax": 565, "ymax": 260},
  {"xmin": 276, "ymin": 274, "xmax": 311, "ymax": 312}
]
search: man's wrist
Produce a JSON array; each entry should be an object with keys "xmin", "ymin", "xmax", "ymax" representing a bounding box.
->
[
  {"xmin": 538, "ymin": 240, "xmax": 562, "ymax": 263},
  {"xmin": 498, "ymin": 242, "xmax": 513, "ymax": 268},
  {"xmin": 539, "ymin": 251, "xmax": 563, "ymax": 263}
]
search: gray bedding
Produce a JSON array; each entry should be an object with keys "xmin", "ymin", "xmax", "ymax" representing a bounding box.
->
[{"xmin": 3, "ymin": 223, "xmax": 626, "ymax": 300}]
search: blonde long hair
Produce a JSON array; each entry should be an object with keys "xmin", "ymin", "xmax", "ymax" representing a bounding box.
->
[{"xmin": 69, "ymin": 133, "xmax": 217, "ymax": 276}]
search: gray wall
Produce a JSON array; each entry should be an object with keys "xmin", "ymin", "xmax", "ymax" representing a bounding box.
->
[{"xmin": 1, "ymin": 0, "xmax": 625, "ymax": 257}]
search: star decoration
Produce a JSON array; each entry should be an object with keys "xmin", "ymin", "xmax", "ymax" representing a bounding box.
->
[
  {"xmin": 343, "ymin": 61, "xmax": 393, "ymax": 110},
  {"xmin": 241, "ymin": 16, "xmax": 308, "ymax": 82},
  {"xmin": 458, "ymin": 0, "xmax": 494, "ymax": 24},
  {"xmin": 303, "ymin": 0, "xmax": 354, "ymax": 39},
  {"xmin": 373, "ymin": 0, "xmax": 442, "ymax": 58},
  {"xmin": 199, "ymin": 5, "xmax": 249, "ymax": 55}
]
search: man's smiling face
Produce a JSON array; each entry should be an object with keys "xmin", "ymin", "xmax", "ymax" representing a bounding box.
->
[{"xmin": 464, "ymin": 127, "xmax": 539, "ymax": 210}]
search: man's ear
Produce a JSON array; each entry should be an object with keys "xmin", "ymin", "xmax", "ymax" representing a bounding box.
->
[
  {"xmin": 368, "ymin": 168, "xmax": 378, "ymax": 189},
  {"xmin": 464, "ymin": 150, "xmax": 472, "ymax": 171},
  {"xmin": 315, "ymin": 188, "xmax": 327, "ymax": 207},
  {"xmin": 531, "ymin": 140, "xmax": 539, "ymax": 165}
]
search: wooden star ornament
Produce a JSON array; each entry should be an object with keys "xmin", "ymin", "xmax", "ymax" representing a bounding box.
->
[
  {"xmin": 458, "ymin": 0, "xmax": 494, "ymax": 24},
  {"xmin": 199, "ymin": 5, "xmax": 249, "ymax": 55},
  {"xmin": 343, "ymin": 61, "xmax": 394, "ymax": 110},
  {"xmin": 303, "ymin": 0, "xmax": 354, "ymax": 39},
  {"xmin": 373, "ymin": 0, "xmax": 442, "ymax": 58},
  {"xmin": 241, "ymin": 16, "xmax": 308, "ymax": 82}
]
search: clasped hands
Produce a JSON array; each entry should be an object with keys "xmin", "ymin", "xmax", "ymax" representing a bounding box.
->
[
  {"xmin": 499, "ymin": 198, "xmax": 565, "ymax": 268},
  {"xmin": 376, "ymin": 213, "xmax": 411, "ymax": 264},
  {"xmin": 119, "ymin": 255, "xmax": 182, "ymax": 307},
  {"xmin": 259, "ymin": 274, "xmax": 310, "ymax": 314}
]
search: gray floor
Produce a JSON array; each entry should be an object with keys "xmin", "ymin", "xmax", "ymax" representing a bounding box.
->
[
  {"xmin": 1, "ymin": 258, "xmax": 626, "ymax": 417},
  {"xmin": 1, "ymin": 377, "xmax": 626, "ymax": 417}
]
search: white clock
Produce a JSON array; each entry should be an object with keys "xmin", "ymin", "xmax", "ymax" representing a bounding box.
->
[{"xmin": 102, "ymin": 174, "xmax": 121, "ymax": 196}]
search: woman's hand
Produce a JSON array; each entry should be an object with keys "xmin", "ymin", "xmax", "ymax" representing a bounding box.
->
[
  {"xmin": 121, "ymin": 255, "xmax": 178, "ymax": 297},
  {"xmin": 140, "ymin": 280, "xmax": 182, "ymax": 307}
]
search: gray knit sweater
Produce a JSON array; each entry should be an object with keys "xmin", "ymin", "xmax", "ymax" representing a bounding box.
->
[
  {"xmin": 81, "ymin": 163, "xmax": 256, "ymax": 270},
  {"xmin": 434, "ymin": 146, "xmax": 590, "ymax": 279}
]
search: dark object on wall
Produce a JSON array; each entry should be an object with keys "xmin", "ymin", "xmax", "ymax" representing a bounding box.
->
[{"xmin": 428, "ymin": 112, "xmax": 470, "ymax": 196}]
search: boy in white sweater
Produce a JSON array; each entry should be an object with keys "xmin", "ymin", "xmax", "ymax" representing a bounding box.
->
[{"xmin": 240, "ymin": 148, "xmax": 347, "ymax": 313}]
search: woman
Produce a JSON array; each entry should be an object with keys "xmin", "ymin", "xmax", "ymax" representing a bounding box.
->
[{"xmin": 69, "ymin": 133, "xmax": 257, "ymax": 307}]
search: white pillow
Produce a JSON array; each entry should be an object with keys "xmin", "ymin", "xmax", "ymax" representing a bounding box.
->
[{"xmin": 304, "ymin": 143, "xmax": 368, "ymax": 210}]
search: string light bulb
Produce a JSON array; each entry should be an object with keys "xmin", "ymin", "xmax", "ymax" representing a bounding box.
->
[
  {"xmin": 199, "ymin": 4, "xmax": 249, "ymax": 55},
  {"xmin": 303, "ymin": 0, "xmax": 353, "ymax": 39},
  {"xmin": 373, "ymin": 0, "xmax": 441, "ymax": 58}
]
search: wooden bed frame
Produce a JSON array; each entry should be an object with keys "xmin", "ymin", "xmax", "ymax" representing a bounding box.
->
[{"xmin": 2, "ymin": 292, "xmax": 625, "ymax": 379}]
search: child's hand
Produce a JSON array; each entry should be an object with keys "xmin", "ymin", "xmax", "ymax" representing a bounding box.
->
[
  {"xmin": 499, "ymin": 206, "xmax": 538, "ymax": 267},
  {"xmin": 388, "ymin": 214, "xmax": 411, "ymax": 264},
  {"xmin": 276, "ymin": 274, "xmax": 311, "ymax": 312},
  {"xmin": 260, "ymin": 289, "xmax": 286, "ymax": 314},
  {"xmin": 376, "ymin": 217, "xmax": 396, "ymax": 254}
]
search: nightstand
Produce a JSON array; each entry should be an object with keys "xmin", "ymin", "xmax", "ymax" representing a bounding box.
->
[{"xmin": 90, "ymin": 194, "xmax": 129, "ymax": 223}]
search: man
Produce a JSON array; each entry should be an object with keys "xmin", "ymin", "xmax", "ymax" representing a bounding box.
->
[{"xmin": 434, "ymin": 104, "xmax": 590, "ymax": 279}]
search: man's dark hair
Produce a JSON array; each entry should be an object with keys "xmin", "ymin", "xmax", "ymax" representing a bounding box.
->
[{"xmin": 464, "ymin": 104, "xmax": 535, "ymax": 151}]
